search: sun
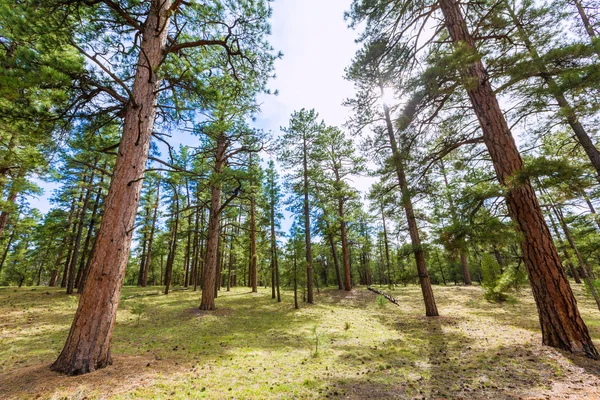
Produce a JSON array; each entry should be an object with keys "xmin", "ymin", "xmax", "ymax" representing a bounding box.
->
[{"xmin": 380, "ymin": 87, "xmax": 396, "ymax": 107}]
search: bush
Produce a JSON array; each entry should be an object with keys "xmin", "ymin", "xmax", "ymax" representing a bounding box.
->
[
  {"xmin": 376, "ymin": 295, "xmax": 386, "ymax": 307},
  {"xmin": 481, "ymin": 254, "xmax": 526, "ymax": 302}
]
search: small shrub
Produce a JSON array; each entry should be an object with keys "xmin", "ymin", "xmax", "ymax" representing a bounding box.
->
[
  {"xmin": 311, "ymin": 325, "xmax": 320, "ymax": 357},
  {"xmin": 481, "ymin": 254, "xmax": 526, "ymax": 302},
  {"xmin": 376, "ymin": 295, "xmax": 386, "ymax": 308},
  {"xmin": 344, "ymin": 321, "xmax": 351, "ymax": 331},
  {"xmin": 130, "ymin": 302, "xmax": 146, "ymax": 326}
]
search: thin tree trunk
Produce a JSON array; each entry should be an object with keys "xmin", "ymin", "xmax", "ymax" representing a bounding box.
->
[
  {"xmin": 339, "ymin": 196, "xmax": 352, "ymax": 291},
  {"xmin": 142, "ymin": 179, "xmax": 160, "ymax": 287},
  {"xmin": 75, "ymin": 170, "xmax": 105, "ymax": 290},
  {"xmin": 164, "ymin": 185, "xmax": 180, "ymax": 295},
  {"xmin": 547, "ymin": 208, "xmax": 582, "ymax": 284},
  {"xmin": 137, "ymin": 223, "xmax": 148, "ymax": 286},
  {"xmin": 325, "ymin": 219, "xmax": 343, "ymax": 290},
  {"xmin": 380, "ymin": 205, "xmax": 392, "ymax": 288},
  {"xmin": 440, "ymin": 160, "xmax": 471, "ymax": 285},
  {"xmin": 0, "ymin": 169, "xmax": 24, "ymax": 242},
  {"xmin": 0, "ymin": 229, "xmax": 15, "ymax": 274},
  {"xmin": 553, "ymin": 205, "xmax": 600, "ymax": 310},
  {"xmin": 293, "ymin": 245, "xmax": 299, "ymax": 309},
  {"xmin": 572, "ymin": 0, "xmax": 599, "ymax": 52},
  {"xmin": 215, "ymin": 219, "xmax": 224, "ymax": 298},
  {"xmin": 184, "ymin": 179, "xmax": 192, "ymax": 288},
  {"xmin": 51, "ymin": 0, "xmax": 172, "ymax": 375},
  {"xmin": 190, "ymin": 203, "xmax": 199, "ymax": 290},
  {"xmin": 200, "ymin": 133, "xmax": 226, "ymax": 310},
  {"xmin": 250, "ymin": 180, "xmax": 258, "ymax": 293},
  {"xmin": 67, "ymin": 169, "xmax": 96, "ymax": 295},
  {"xmin": 382, "ymin": 98, "xmax": 438, "ymax": 316},
  {"xmin": 507, "ymin": 5, "xmax": 600, "ymax": 179},
  {"xmin": 62, "ymin": 185, "xmax": 85, "ymax": 289},
  {"xmin": 439, "ymin": 0, "xmax": 598, "ymax": 358},
  {"xmin": 581, "ymin": 190, "xmax": 600, "ymax": 231},
  {"xmin": 302, "ymin": 135, "xmax": 314, "ymax": 304}
]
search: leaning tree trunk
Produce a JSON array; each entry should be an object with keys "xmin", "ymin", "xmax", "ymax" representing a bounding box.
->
[
  {"xmin": 439, "ymin": 0, "xmax": 598, "ymax": 358},
  {"xmin": 552, "ymin": 205, "xmax": 600, "ymax": 311},
  {"xmin": 507, "ymin": 5, "xmax": 600, "ymax": 179},
  {"xmin": 382, "ymin": 101, "xmax": 438, "ymax": 317},
  {"xmin": 200, "ymin": 133, "xmax": 226, "ymax": 310},
  {"xmin": 572, "ymin": 0, "xmax": 600, "ymax": 56},
  {"xmin": 51, "ymin": 0, "xmax": 171, "ymax": 375},
  {"xmin": 547, "ymin": 209, "xmax": 582, "ymax": 284}
]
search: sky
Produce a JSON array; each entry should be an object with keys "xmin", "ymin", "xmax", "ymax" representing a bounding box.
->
[{"xmin": 28, "ymin": 0, "xmax": 375, "ymax": 231}]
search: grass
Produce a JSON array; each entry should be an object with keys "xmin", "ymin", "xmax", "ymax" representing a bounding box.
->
[{"xmin": 0, "ymin": 284, "xmax": 599, "ymax": 399}]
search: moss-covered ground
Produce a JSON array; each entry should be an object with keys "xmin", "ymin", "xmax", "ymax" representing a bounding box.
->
[{"xmin": 1, "ymin": 284, "xmax": 599, "ymax": 399}]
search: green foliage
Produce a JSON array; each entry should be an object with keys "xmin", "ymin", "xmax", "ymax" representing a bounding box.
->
[
  {"xmin": 130, "ymin": 302, "xmax": 146, "ymax": 326},
  {"xmin": 310, "ymin": 325, "xmax": 321, "ymax": 357},
  {"xmin": 376, "ymin": 295, "xmax": 386, "ymax": 307},
  {"xmin": 481, "ymin": 254, "xmax": 527, "ymax": 302},
  {"xmin": 583, "ymin": 279, "xmax": 600, "ymax": 298}
]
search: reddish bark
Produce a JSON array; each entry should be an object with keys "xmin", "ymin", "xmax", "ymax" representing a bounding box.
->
[
  {"xmin": 439, "ymin": 0, "xmax": 598, "ymax": 358},
  {"xmin": 51, "ymin": 0, "xmax": 172, "ymax": 375}
]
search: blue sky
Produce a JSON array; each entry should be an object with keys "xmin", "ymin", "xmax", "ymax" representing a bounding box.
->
[{"xmin": 29, "ymin": 0, "xmax": 374, "ymax": 231}]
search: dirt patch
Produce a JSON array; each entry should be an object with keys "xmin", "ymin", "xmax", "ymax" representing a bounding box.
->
[{"xmin": 0, "ymin": 355, "xmax": 185, "ymax": 399}]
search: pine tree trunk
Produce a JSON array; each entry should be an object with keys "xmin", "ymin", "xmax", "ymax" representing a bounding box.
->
[
  {"xmin": 439, "ymin": 0, "xmax": 598, "ymax": 358},
  {"xmin": 0, "ymin": 169, "xmax": 24, "ymax": 242},
  {"xmin": 325, "ymin": 219, "xmax": 343, "ymax": 290},
  {"xmin": 302, "ymin": 135, "xmax": 314, "ymax": 304},
  {"xmin": 164, "ymin": 188, "xmax": 180, "ymax": 295},
  {"xmin": 382, "ymin": 101, "xmax": 438, "ymax": 316},
  {"xmin": 61, "ymin": 186, "xmax": 84, "ymax": 289},
  {"xmin": 137, "ymin": 225, "xmax": 148, "ymax": 286},
  {"xmin": 380, "ymin": 206, "xmax": 393, "ymax": 288},
  {"xmin": 0, "ymin": 229, "xmax": 15, "ymax": 274},
  {"xmin": 75, "ymin": 171, "xmax": 105, "ymax": 290},
  {"xmin": 142, "ymin": 180, "xmax": 160, "ymax": 287},
  {"xmin": 67, "ymin": 170, "xmax": 96, "ymax": 295},
  {"xmin": 507, "ymin": 5, "xmax": 600, "ymax": 179},
  {"xmin": 200, "ymin": 133, "xmax": 226, "ymax": 310},
  {"xmin": 293, "ymin": 248, "xmax": 299, "ymax": 309},
  {"xmin": 250, "ymin": 186, "xmax": 258, "ymax": 293},
  {"xmin": 547, "ymin": 208, "xmax": 582, "ymax": 284},
  {"xmin": 215, "ymin": 220, "xmax": 224, "ymax": 298},
  {"xmin": 553, "ymin": 206, "xmax": 600, "ymax": 310},
  {"xmin": 190, "ymin": 204, "xmax": 199, "ymax": 290},
  {"xmin": 440, "ymin": 160, "xmax": 471, "ymax": 285},
  {"xmin": 51, "ymin": 0, "xmax": 171, "ymax": 375},
  {"xmin": 339, "ymin": 197, "xmax": 352, "ymax": 291},
  {"xmin": 572, "ymin": 0, "xmax": 599, "ymax": 52}
]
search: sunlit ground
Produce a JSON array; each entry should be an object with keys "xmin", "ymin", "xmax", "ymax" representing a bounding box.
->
[{"xmin": 1, "ymin": 283, "xmax": 599, "ymax": 399}]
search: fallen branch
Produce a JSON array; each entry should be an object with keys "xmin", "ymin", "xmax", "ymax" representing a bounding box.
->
[{"xmin": 367, "ymin": 286, "xmax": 401, "ymax": 307}]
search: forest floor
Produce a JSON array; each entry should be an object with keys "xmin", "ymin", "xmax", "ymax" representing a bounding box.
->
[{"xmin": 1, "ymin": 284, "xmax": 600, "ymax": 399}]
